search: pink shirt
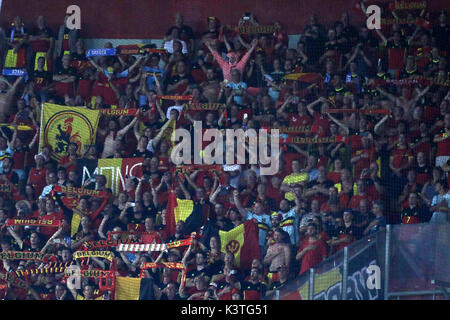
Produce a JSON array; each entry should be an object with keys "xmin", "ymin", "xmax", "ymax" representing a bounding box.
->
[{"xmin": 211, "ymin": 50, "xmax": 252, "ymax": 82}]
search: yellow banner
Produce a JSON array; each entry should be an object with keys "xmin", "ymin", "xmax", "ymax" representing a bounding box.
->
[
  {"xmin": 73, "ymin": 251, "xmax": 113, "ymax": 261},
  {"xmin": 39, "ymin": 103, "xmax": 100, "ymax": 161}
]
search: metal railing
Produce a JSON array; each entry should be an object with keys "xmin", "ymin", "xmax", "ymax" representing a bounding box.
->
[{"xmin": 266, "ymin": 222, "xmax": 450, "ymax": 300}]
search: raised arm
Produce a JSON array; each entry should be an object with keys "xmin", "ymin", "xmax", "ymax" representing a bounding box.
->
[
  {"xmin": 184, "ymin": 172, "xmax": 200, "ymax": 192},
  {"xmin": 98, "ymin": 214, "xmax": 109, "ymax": 239},
  {"xmin": 0, "ymin": 76, "xmax": 23, "ymax": 115},
  {"xmin": 326, "ymin": 112, "xmax": 349, "ymax": 135},
  {"xmin": 154, "ymin": 98, "xmax": 166, "ymax": 120},
  {"xmin": 276, "ymin": 95, "xmax": 294, "ymax": 115},
  {"xmin": 127, "ymin": 56, "xmax": 144, "ymax": 74},
  {"xmin": 204, "ymin": 40, "xmax": 226, "ymax": 65},
  {"xmin": 176, "ymin": 176, "xmax": 191, "ymax": 200},
  {"xmin": 306, "ymin": 97, "xmax": 323, "ymax": 117},
  {"xmin": 87, "ymin": 57, "xmax": 103, "ymax": 73},
  {"xmin": 8, "ymin": 122, "xmax": 18, "ymax": 149},
  {"xmin": 222, "ymin": 31, "xmax": 233, "ymax": 52},
  {"xmin": 117, "ymin": 110, "xmax": 140, "ymax": 138},
  {"xmin": 7, "ymin": 226, "xmax": 24, "ymax": 249},
  {"xmin": 237, "ymin": 39, "xmax": 258, "ymax": 69},
  {"xmin": 374, "ymin": 115, "xmax": 389, "ymax": 134},
  {"xmin": 149, "ymin": 116, "xmax": 175, "ymax": 151},
  {"xmin": 133, "ymin": 119, "xmax": 142, "ymax": 141},
  {"xmin": 237, "ymin": 34, "xmax": 251, "ymax": 50},
  {"xmin": 40, "ymin": 226, "xmax": 63, "ymax": 254},
  {"xmin": 377, "ymin": 87, "xmax": 396, "ymax": 103},
  {"xmin": 53, "ymin": 191, "xmax": 74, "ymax": 222},
  {"xmin": 209, "ymin": 183, "xmax": 221, "ymax": 205},
  {"xmin": 232, "ymin": 189, "xmax": 248, "ymax": 219}
]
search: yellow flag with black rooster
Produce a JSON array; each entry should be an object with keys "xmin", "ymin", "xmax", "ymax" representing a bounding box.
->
[{"xmin": 39, "ymin": 103, "xmax": 100, "ymax": 161}]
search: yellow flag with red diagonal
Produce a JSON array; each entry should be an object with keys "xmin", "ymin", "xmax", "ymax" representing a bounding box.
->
[{"xmin": 219, "ymin": 220, "xmax": 260, "ymax": 270}]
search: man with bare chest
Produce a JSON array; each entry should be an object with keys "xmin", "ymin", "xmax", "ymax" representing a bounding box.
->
[
  {"xmin": 99, "ymin": 113, "xmax": 139, "ymax": 158},
  {"xmin": 200, "ymin": 68, "xmax": 221, "ymax": 102},
  {"xmin": 263, "ymin": 229, "xmax": 291, "ymax": 272}
]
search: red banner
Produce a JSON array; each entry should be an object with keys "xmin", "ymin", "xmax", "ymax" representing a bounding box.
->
[
  {"xmin": 388, "ymin": 1, "xmax": 427, "ymax": 11},
  {"xmin": 53, "ymin": 185, "xmax": 110, "ymax": 198},
  {"xmin": 99, "ymin": 108, "xmax": 139, "ymax": 116},
  {"xmin": 141, "ymin": 262, "xmax": 184, "ymax": 270},
  {"xmin": 83, "ymin": 239, "xmax": 140, "ymax": 250},
  {"xmin": 375, "ymin": 77, "xmax": 449, "ymax": 87},
  {"xmin": 117, "ymin": 47, "xmax": 167, "ymax": 55},
  {"xmin": 225, "ymin": 25, "xmax": 278, "ymax": 34},
  {"xmin": 278, "ymin": 126, "xmax": 312, "ymax": 134},
  {"xmin": 185, "ymin": 103, "xmax": 225, "ymax": 110},
  {"xmin": 5, "ymin": 219, "xmax": 62, "ymax": 227},
  {"xmin": 327, "ymin": 109, "xmax": 391, "ymax": 115},
  {"xmin": 282, "ymin": 136, "xmax": 346, "ymax": 144},
  {"xmin": 156, "ymin": 95, "xmax": 193, "ymax": 101},
  {"xmin": 171, "ymin": 164, "xmax": 226, "ymax": 185}
]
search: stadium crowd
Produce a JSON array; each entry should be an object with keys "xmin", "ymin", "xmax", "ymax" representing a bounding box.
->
[{"xmin": 0, "ymin": 2, "xmax": 448, "ymax": 300}]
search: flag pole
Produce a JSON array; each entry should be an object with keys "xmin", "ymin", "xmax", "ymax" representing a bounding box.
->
[{"xmin": 38, "ymin": 103, "xmax": 44, "ymax": 152}]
